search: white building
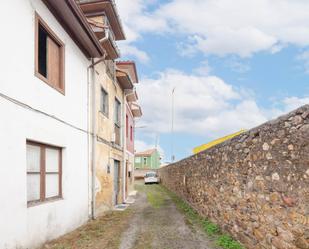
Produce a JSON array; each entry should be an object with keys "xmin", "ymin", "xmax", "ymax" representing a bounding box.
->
[{"xmin": 0, "ymin": 0, "xmax": 105, "ymax": 248}]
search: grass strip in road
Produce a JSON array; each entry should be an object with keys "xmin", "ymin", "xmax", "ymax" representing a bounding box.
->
[
  {"xmin": 135, "ymin": 183, "xmax": 166, "ymax": 208},
  {"xmin": 163, "ymin": 186, "xmax": 245, "ymax": 249}
]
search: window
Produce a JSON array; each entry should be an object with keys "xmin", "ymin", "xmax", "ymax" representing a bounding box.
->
[
  {"xmin": 114, "ymin": 99, "xmax": 121, "ymax": 145},
  {"xmin": 26, "ymin": 141, "xmax": 62, "ymax": 205},
  {"xmin": 145, "ymin": 172, "xmax": 157, "ymax": 178},
  {"xmin": 100, "ymin": 88, "xmax": 109, "ymax": 116},
  {"xmin": 35, "ymin": 13, "xmax": 65, "ymax": 94},
  {"xmin": 130, "ymin": 126, "xmax": 133, "ymax": 141},
  {"xmin": 114, "ymin": 98, "xmax": 121, "ymax": 126}
]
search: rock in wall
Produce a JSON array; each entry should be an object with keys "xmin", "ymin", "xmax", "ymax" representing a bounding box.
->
[{"xmin": 159, "ymin": 105, "xmax": 309, "ymax": 249}]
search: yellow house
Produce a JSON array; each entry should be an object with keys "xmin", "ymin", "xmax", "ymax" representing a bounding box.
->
[
  {"xmin": 193, "ymin": 130, "xmax": 246, "ymax": 154},
  {"xmin": 79, "ymin": 1, "xmax": 141, "ymax": 215}
]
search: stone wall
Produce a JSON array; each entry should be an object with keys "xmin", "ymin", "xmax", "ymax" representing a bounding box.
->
[{"xmin": 159, "ymin": 105, "xmax": 309, "ymax": 249}]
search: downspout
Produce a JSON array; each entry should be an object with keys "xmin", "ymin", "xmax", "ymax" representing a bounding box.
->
[
  {"xmin": 87, "ymin": 60, "xmax": 96, "ymax": 220},
  {"xmin": 122, "ymin": 91, "xmax": 130, "ymax": 203},
  {"xmin": 91, "ymin": 58, "xmax": 96, "ymax": 219},
  {"xmin": 88, "ymin": 51, "xmax": 107, "ymax": 220},
  {"xmin": 100, "ymin": 27, "xmax": 110, "ymax": 43}
]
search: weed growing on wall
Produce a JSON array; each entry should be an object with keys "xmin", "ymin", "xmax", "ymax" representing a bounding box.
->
[{"xmin": 163, "ymin": 187, "xmax": 245, "ymax": 249}]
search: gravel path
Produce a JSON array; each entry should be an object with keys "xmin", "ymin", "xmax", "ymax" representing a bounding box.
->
[{"xmin": 119, "ymin": 183, "xmax": 215, "ymax": 249}]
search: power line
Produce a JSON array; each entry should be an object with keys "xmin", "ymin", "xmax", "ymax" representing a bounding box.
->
[{"xmin": 0, "ymin": 91, "xmax": 90, "ymax": 135}]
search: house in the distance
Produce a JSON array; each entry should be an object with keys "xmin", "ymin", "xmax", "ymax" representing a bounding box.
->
[{"xmin": 135, "ymin": 149, "xmax": 161, "ymax": 170}]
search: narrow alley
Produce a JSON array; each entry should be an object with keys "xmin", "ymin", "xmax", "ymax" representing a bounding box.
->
[{"xmin": 43, "ymin": 182, "xmax": 216, "ymax": 249}]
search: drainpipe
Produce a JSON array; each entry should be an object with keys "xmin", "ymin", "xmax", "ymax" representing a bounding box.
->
[
  {"xmin": 91, "ymin": 58, "xmax": 97, "ymax": 219},
  {"xmin": 87, "ymin": 60, "xmax": 95, "ymax": 220},
  {"xmin": 88, "ymin": 51, "xmax": 107, "ymax": 220},
  {"xmin": 100, "ymin": 27, "xmax": 110, "ymax": 43},
  {"xmin": 87, "ymin": 58, "xmax": 97, "ymax": 220},
  {"xmin": 122, "ymin": 93, "xmax": 126, "ymax": 203}
]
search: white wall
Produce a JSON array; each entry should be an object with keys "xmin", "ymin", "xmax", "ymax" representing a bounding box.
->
[{"xmin": 0, "ymin": 0, "xmax": 91, "ymax": 248}]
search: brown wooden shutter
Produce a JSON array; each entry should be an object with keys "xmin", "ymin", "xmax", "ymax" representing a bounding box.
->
[{"xmin": 47, "ymin": 37, "xmax": 61, "ymax": 89}]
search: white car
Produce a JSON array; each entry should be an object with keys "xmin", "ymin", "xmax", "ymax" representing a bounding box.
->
[{"xmin": 144, "ymin": 172, "xmax": 160, "ymax": 184}]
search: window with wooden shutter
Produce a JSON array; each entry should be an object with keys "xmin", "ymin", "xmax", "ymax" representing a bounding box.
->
[
  {"xmin": 26, "ymin": 141, "xmax": 62, "ymax": 206},
  {"xmin": 35, "ymin": 13, "xmax": 65, "ymax": 94}
]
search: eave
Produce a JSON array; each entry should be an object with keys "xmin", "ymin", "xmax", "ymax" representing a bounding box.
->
[
  {"xmin": 78, "ymin": 0, "xmax": 126, "ymax": 41},
  {"xmin": 116, "ymin": 69, "xmax": 134, "ymax": 90},
  {"xmin": 126, "ymin": 90, "xmax": 138, "ymax": 103},
  {"xmin": 116, "ymin": 61, "xmax": 139, "ymax": 83},
  {"xmin": 42, "ymin": 0, "xmax": 105, "ymax": 58},
  {"xmin": 131, "ymin": 103, "xmax": 142, "ymax": 118},
  {"xmin": 102, "ymin": 37, "xmax": 120, "ymax": 60},
  {"xmin": 87, "ymin": 21, "xmax": 120, "ymax": 59}
]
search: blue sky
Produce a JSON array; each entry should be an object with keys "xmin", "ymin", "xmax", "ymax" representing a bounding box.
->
[{"xmin": 116, "ymin": 0, "xmax": 309, "ymax": 162}]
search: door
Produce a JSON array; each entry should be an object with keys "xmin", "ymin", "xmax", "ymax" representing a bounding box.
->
[{"xmin": 113, "ymin": 160, "xmax": 120, "ymax": 205}]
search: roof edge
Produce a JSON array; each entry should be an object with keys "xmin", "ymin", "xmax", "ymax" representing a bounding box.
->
[{"xmin": 43, "ymin": 0, "xmax": 105, "ymax": 58}]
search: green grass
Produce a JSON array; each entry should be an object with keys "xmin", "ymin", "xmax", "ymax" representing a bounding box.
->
[
  {"xmin": 136, "ymin": 183, "xmax": 166, "ymax": 208},
  {"xmin": 217, "ymin": 235, "xmax": 244, "ymax": 249},
  {"xmin": 163, "ymin": 187, "xmax": 245, "ymax": 249}
]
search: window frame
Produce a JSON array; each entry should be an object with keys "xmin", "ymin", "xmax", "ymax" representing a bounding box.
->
[
  {"xmin": 114, "ymin": 98, "xmax": 121, "ymax": 127},
  {"xmin": 26, "ymin": 140, "xmax": 63, "ymax": 207},
  {"xmin": 100, "ymin": 87, "xmax": 109, "ymax": 117},
  {"xmin": 126, "ymin": 115, "xmax": 129, "ymax": 138},
  {"xmin": 35, "ymin": 13, "xmax": 65, "ymax": 95}
]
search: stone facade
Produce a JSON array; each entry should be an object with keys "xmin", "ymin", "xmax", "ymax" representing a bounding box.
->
[{"xmin": 159, "ymin": 105, "xmax": 309, "ymax": 249}]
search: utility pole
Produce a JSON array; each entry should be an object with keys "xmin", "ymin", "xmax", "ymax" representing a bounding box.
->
[
  {"xmin": 171, "ymin": 87, "xmax": 176, "ymax": 163},
  {"xmin": 155, "ymin": 133, "xmax": 159, "ymax": 150}
]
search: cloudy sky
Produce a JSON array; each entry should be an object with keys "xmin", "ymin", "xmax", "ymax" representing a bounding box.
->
[{"xmin": 116, "ymin": 0, "xmax": 309, "ymax": 162}]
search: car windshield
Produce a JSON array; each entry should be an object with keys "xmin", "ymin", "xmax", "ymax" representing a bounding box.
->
[{"xmin": 145, "ymin": 172, "xmax": 156, "ymax": 178}]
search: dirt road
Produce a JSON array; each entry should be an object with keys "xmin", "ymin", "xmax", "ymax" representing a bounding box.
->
[
  {"xmin": 43, "ymin": 182, "xmax": 216, "ymax": 249},
  {"xmin": 119, "ymin": 182, "xmax": 214, "ymax": 249}
]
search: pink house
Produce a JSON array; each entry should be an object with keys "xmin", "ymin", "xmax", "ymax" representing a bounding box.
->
[{"xmin": 116, "ymin": 61, "xmax": 142, "ymax": 195}]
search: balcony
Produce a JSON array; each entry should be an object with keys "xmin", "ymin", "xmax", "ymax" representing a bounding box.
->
[{"xmin": 86, "ymin": 18, "xmax": 120, "ymax": 60}]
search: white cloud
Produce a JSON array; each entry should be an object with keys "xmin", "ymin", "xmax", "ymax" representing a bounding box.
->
[
  {"xmin": 136, "ymin": 69, "xmax": 308, "ymax": 139},
  {"xmin": 297, "ymin": 50, "xmax": 309, "ymax": 74},
  {"xmin": 193, "ymin": 60, "xmax": 212, "ymax": 76},
  {"xmin": 157, "ymin": 0, "xmax": 309, "ymax": 57},
  {"xmin": 224, "ymin": 58, "xmax": 251, "ymax": 73},
  {"xmin": 116, "ymin": 0, "xmax": 309, "ymax": 58},
  {"xmin": 282, "ymin": 96, "xmax": 309, "ymax": 111},
  {"xmin": 119, "ymin": 44, "xmax": 150, "ymax": 63},
  {"xmin": 136, "ymin": 69, "xmax": 268, "ymax": 138},
  {"xmin": 115, "ymin": 0, "xmax": 167, "ymax": 63}
]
